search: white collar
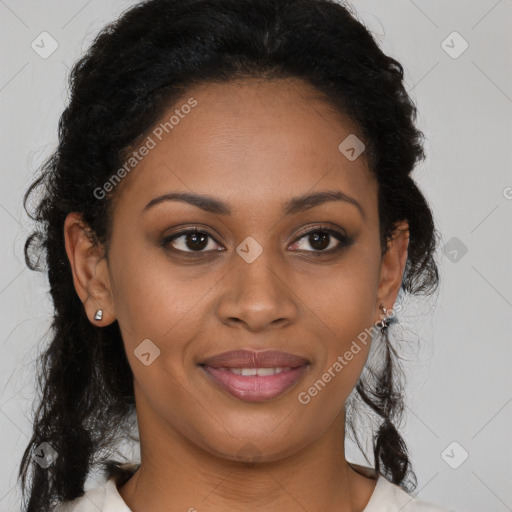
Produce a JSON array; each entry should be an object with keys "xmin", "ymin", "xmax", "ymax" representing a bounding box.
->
[{"xmin": 59, "ymin": 464, "xmax": 450, "ymax": 511}]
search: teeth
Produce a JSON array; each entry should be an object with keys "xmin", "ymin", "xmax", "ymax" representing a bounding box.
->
[
  {"xmin": 255, "ymin": 367, "xmax": 278, "ymax": 376},
  {"xmin": 217, "ymin": 367, "xmax": 292, "ymax": 376}
]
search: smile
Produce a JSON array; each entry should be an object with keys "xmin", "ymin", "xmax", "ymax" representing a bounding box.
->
[{"xmin": 200, "ymin": 364, "xmax": 309, "ymax": 402}]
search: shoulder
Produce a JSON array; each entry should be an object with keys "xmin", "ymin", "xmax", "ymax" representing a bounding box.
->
[
  {"xmin": 54, "ymin": 482, "xmax": 109, "ymax": 512},
  {"xmin": 365, "ymin": 475, "xmax": 455, "ymax": 512},
  {"xmin": 54, "ymin": 465, "xmax": 136, "ymax": 512}
]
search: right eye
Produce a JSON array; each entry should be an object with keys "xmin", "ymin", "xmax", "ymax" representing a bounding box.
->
[{"xmin": 161, "ymin": 228, "xmax": 224, "ymax": 253}]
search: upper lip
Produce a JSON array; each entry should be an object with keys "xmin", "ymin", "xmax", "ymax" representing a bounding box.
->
[{"xmin": 200, "ymin": 349, "xmax": 310, "ymax": 368}]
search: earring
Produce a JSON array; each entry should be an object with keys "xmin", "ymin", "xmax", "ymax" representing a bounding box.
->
[
  {"xmin": 94, "ymin": 309, "xmax": 103, "ymax": 321},
  {"xmin": 376, "ymin": 305, "xmax": 389, "ymax": 333}
]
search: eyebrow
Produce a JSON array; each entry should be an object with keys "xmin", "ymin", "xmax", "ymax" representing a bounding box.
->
[{"xmin": 143, "ymin": 190, "xmax": 365, "ymax": 219}]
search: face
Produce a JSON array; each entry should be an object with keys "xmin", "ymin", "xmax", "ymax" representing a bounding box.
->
[{"xmin": 65, "ymin": 77, "xmax": 408, "ymax": 463}]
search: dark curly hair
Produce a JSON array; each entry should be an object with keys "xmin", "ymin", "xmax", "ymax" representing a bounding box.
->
[{"xmin": 19, "ymin": 0, "xmax": 440, "ymax": 510}]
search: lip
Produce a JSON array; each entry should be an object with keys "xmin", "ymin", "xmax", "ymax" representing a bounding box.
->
[
  {"xmin": 200, "ymin": 349, "xmax": 310, "ymax": 368},
  {"xmin": 199, "ymin": 350, "xmax": 310, "ymax": 402},
  {"xmin": 200, "ymin": 364, "xmax": 309, "ymax": 402}
]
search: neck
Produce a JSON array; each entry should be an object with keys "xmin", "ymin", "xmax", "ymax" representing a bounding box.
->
[{"xmin": 118, "ymin": 392, "xmax": 377, "ymax": 512}]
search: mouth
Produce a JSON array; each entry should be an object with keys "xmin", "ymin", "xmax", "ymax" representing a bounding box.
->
[{"xmin": 198, "ymin": 349, "xmax": 310, "ymax": 402}]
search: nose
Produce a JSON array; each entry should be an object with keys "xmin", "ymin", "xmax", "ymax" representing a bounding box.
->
[{"xmin": 216, "ymin": 251, "xmax": 299, "ymax": 333}]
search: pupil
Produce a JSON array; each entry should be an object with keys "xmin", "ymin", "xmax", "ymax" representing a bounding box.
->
[
  {"xmin": 186, "ymin": 232, "xmax": 208, "ymax": 251},
  {"xmin": 310, "ymin": 231, "xmax": 329, "ymax": 250}
]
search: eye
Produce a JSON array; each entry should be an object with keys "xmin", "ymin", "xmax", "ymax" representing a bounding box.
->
[
  {"xmin": 289, "ymin": 226, "xmax": 353, "ymax": 253},
  {"xmin": 160, "ymin": 225, "xmax": 353, "ymax": 256},
  {"xmin": 161, "ymin": 229, "xmax": 224, "ymax": 253}
]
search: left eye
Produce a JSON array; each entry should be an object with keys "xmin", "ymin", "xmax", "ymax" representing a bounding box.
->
[{"xmin": 289, "ymin": 228, "xmax": 351, "ymax": 252}]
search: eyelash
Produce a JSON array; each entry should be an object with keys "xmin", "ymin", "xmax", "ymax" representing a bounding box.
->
[{"xmin": 160, "ymin": 224, "xmax": 354, "ymax": 256}]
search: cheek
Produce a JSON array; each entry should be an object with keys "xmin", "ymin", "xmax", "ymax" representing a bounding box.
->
[
  {"xmin": 109, "ymin": 240, "xmax": 205, "ymax": 344},
  {"xmin": 296, "ymin": 315, "xmax": 373, "ymax": 428},
  {"xmin": 292, "ymin": 256, "xmax": 378, "ymax": 404},
  {"xmin": 295, "ymin": 258, "xmax": 377, "ymax": 341}
]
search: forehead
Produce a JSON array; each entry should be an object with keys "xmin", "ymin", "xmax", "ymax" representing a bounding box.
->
[{"xmin": 112, "ymin": 78, "xmax": 377, "ymax": 219}]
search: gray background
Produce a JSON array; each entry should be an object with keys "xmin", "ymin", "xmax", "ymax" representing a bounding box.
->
[{"xmin": 1, "ymin": 1, "xmax": 511, "ymax": 510}]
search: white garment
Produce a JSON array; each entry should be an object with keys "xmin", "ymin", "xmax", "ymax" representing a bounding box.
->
[{"xmin": 55, "ymin": 465, "xmax": 454, "ymax": 512}]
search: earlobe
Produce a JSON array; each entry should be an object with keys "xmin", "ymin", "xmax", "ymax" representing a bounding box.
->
[
  {"xmin": 375, "ymin": 220, "xmax": 409, "ymax": 322},
  {"xmin": 63, "ymin": 212, "xmax": 117, "ymax": 326}
]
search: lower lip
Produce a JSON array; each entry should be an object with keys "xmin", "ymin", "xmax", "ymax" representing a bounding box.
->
[{"xmin": 200, "ymin": 365, "xmax": 309, "ymax": 402}]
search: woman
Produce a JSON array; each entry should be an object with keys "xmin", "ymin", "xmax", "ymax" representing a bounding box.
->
[{"xmin": 19, "ymin": 0, "xmax": 451, "ymax": 510}]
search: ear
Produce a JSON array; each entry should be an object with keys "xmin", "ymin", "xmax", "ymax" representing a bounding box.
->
[
  {"xmin": 64, "ymin": 212, "xmax": 116, "ymax": 326},
  {"xmin": 375, "ymin": 220, "xmax": 409, "ymax": 322}
]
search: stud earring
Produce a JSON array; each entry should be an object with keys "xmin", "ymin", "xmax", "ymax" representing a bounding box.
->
[
  {"xmin": 94, "ymin": 309, "xmax": 103, "ymax": 321},
  {"xmin": 376, "ymin": 305, "xmax": 389, "ymax": 333}
]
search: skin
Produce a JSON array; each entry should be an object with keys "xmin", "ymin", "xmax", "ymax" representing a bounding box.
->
[{"xmin": 64, "ymin": 77, "xmax": 409, "ymax": 512}]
